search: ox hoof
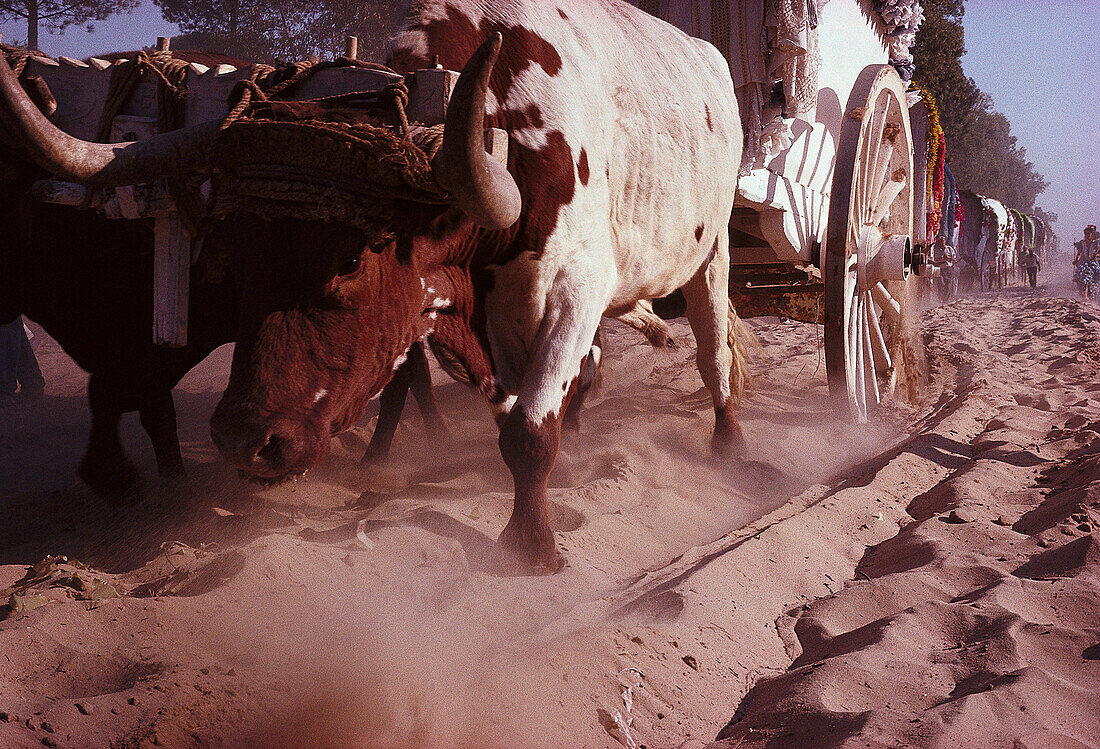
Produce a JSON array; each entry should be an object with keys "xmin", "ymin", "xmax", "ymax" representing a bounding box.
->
[
  {"xmin": 360, "ymin": 446, "xmax": 391, "ymax": 468},
  {"xmin": 711, "ymin": 403, "xmax": 746, "ymax": 458},
  {"xmin": 496, "ymin": 519, "xmax": 563, "ymax": 576},
  {"xmin": 711, "ymin": 425, "xmax": 746, "ymax": 458},
  {"xmin": 79, "ymin": 457, "xmax": 141, "ymax": 500}
]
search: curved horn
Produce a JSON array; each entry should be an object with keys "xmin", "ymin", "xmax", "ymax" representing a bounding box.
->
[
  {"xmin": 432, "ymin": 32, "xmax": 521, "ymax": 230},
  {"xmin": 0, "ymin": 52, "xmax": 219, "ymax": 186}
]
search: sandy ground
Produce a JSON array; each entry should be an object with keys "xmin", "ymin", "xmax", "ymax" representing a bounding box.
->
[{"xmin": 0, "ymin": 261, "xmax": 1097, "ymax": 748}]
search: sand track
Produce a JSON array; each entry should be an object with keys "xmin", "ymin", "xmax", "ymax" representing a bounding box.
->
[{"xmin": 1, "ymin": 281, "xmax": 1098, "ymax": 748}]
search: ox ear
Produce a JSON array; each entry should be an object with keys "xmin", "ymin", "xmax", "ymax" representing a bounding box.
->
[{"xmin": 432, "ymin": 32, "xmax": 521, "ymax": 231}]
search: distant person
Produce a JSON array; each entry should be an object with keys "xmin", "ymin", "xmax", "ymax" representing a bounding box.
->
[
  {"xmin": 930, "ymin": 235, "xmax": 960, "ymax": 301},
  {"xmin": 1023, "ymin": 248, "xmax": 1041, "ymax": 288},
  {"xmin": 1073, "ymin": 225, "xmax": 1100, "ymax": 301},
  {"xmin": 0, "ymin": 316, "xmax": 45, "ymax": 407}
]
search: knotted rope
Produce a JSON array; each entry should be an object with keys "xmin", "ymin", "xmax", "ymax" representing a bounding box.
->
[
  {"xmin": 221, "ymin": 57, "xmax": 413, "ymax": 139},
  {"xmin": 94, "ymin": 49, "xmax": 190, "ymax": 142}
]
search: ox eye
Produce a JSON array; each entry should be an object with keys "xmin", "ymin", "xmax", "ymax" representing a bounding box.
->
[{"xmin": 337, "ymin": 256, "xmax": 361, "ymax": 277}]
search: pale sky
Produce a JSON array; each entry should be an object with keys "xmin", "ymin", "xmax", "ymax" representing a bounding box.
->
[
  {"xmin": 2, "ymin": 0, "xmax": 1096, "ymax": 245},
  {"xmin": 961, "ymin": 0, "xmax": 1099, "ymax": 246}
]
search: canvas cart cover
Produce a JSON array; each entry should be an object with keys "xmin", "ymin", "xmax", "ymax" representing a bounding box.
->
[{"xmin": 633, "ymin": 1, "xmax": 820, "ymax": 172}]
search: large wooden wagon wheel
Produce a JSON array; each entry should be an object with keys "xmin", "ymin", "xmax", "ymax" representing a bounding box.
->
[{"xmin": 824, "ymin": 65, "xmax": 916, "ymax": 422}]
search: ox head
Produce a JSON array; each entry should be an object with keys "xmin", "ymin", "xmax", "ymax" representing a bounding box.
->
[{"xmin": 0, "ymin": 34, "xmax": 519, "ymax": 481}]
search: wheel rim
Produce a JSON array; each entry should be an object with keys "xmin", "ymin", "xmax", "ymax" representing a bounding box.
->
[{"xmin": 824, "ymin": 66, "xmax": 915, "ymax": 422}]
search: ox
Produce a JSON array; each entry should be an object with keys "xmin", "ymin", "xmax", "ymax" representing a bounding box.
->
[
  {"xmin": 0, "ymin": 52, "xmax": 244, "ymax": 497},
  {"xmin": 0, "ymin": 0, "xmax": 743, "ymax": 572}
]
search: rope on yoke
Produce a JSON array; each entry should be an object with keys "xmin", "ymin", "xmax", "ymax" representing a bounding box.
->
[
  {"xmin": 221, "ymin": 57, "xmax": 414, "ymax": 139},
  {"xmin": 94, "ymin": 49, "xmax": 191, "ymax": 143},
  {"xmin": 0, "ymin": 42, "xmax": 443, "ymax": 233}
]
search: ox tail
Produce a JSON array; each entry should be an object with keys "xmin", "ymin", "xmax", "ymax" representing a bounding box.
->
[{"xmin": 727, "ymin": 299, "xmax": 759, "ymax": 406}]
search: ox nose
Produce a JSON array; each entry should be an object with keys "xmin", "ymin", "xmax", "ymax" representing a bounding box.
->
[{"xmin": 210, "ymin": 406, "xmax": 311, "ymax": 477}]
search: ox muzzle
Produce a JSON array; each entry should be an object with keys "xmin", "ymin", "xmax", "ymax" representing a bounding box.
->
[{"xmin": 210, "ymin": 402, "xmax": 327, "ymax": 481}]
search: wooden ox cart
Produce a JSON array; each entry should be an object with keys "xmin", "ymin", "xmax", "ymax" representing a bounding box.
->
[
  {"xmin": 637, "ymin": 0, "xmax": 928, "ymax": 421},
  {"xmin": 8, "ymin": 0, "xmax": 929, "ymax": 423}
]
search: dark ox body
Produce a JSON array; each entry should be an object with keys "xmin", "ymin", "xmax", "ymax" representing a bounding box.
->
[
  {"xmin": 0, "ymin": 181, "xmax": 235, "ymax": 495},
  {"xmin": 0, "ymin": 52, "xmax": 465, "ymax": 494},
  {"xmin": 207, "ymin": 0, "xmax": 743, "ymax": 573},
  {"xmin": 0, "ymin": 50, "xmax": 244, "ymax": 495}
]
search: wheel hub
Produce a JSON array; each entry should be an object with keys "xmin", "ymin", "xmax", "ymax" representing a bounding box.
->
[{"xmin": 858, "ymin": 224, "xmax": 911, "ymax": 289}]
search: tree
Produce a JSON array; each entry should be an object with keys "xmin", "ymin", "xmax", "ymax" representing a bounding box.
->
[
  {"xmin": 156, "ymin": 0, "xmax": 395, "ymax": 63},
  {"xmin": 911, "ymin": 0, "xmax": 1048, "ymax": 212},
  {"xmin": 0, "ymin": 0, "xmax": 137, "ymax": 50},
  {"xmin": 303, "ymin": 0, "xmax": 396, "ymax": 62},
  {"xmin": 155, "ymin": 0, "xmax": 313, "ymax": 62}
]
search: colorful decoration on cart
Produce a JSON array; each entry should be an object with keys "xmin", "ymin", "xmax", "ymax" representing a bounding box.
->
[
  {"xmin": 939, "ymin": 165, "xmax": 958, "ymax": 246},
  {"xmin": 1001, "ymin": 206, "xmax": 1017, "ymax": 258},
  {"xmin": 910, "ymin": 84, "xmax": 946, "ymax": 242}
]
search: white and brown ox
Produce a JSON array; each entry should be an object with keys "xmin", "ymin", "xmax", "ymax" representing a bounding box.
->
[{"xmin": 0, "ymin": 0, "xmax": 743, "ymax": 572}]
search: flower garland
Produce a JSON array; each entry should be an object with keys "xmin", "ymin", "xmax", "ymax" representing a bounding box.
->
[
  {"xmin": 910, "ymin": 85, "xmax": 947, "ymax": 241},
  {"xmin": 1001, "ymin": 209, "xmax": 1017, "ymax": 257}
]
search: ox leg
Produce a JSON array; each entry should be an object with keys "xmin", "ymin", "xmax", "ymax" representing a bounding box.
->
[
  {"xmin": 80, "ymin": 374, "xmax": 140, "ymax": 498},
  {"xmin": 498, "ymin": 405, "xmax": 563, "ymax": 573},
  {"xmin": 406, "ymin": 342, "xmax": 448, "ymax": 437},
  {"xmin": 496, "ymin": 293, "xmax": 604, "ymax": 573},
  {"xmin": 681, "ymin": 230, "xmax": 745, "ymax": 455},
  {"xmin": 138, "ymin": 389, "xmax": 185, "ymax": 482},
  {"xmin": 361, "ymin": 357, "xmax": 414, "ymax": 466}
]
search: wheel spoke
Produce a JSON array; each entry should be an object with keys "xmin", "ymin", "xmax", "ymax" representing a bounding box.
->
[
  {"xmin": 863, "ymin": 99, "xmax": 889, "ymax": 212},
  {"xmin": 866, "ymin": 143, "xmax": 895, "ymax": 224},
  {"xmin": 852, "ymin": 294, "xmax": 868, "ymax": 421},
  {"xmin": 871, "ymin": 281, "xmax": 901, "ymax": 321},
  {"xmin": 866, "ymin": 300, "xmax": 892, "ymax": 372},
  {"xmin": 862, "ymin": 298, "xmax": 881, "ymax": 406},
  {"xmin": 871, "ymin": 172, "xmax": 906, "ymax": 227}
]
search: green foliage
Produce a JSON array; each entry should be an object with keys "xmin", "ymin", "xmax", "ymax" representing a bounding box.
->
[
  {"xmin": 911, "ymin": 0, "xmax": 1048, "ymax": 213},
  {"xmin": 155, "ymin": 0, "xmax": 395, "ymax": 63},
  {"xmin": 0, "ymin": 0, "xmax": 137, "ymax": 50},
  {"xmin": 304, "ymin": 0, "xmax": 401, "ymax": 63}
]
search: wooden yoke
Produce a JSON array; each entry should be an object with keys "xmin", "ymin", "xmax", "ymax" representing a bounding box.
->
[
  {"xmin": 149, "ymin": 36, "xmax": 192, "ymax": 347},
  {"xmin": 22, "ymin": 35, "xmax": 509, "ymax": 347}
]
